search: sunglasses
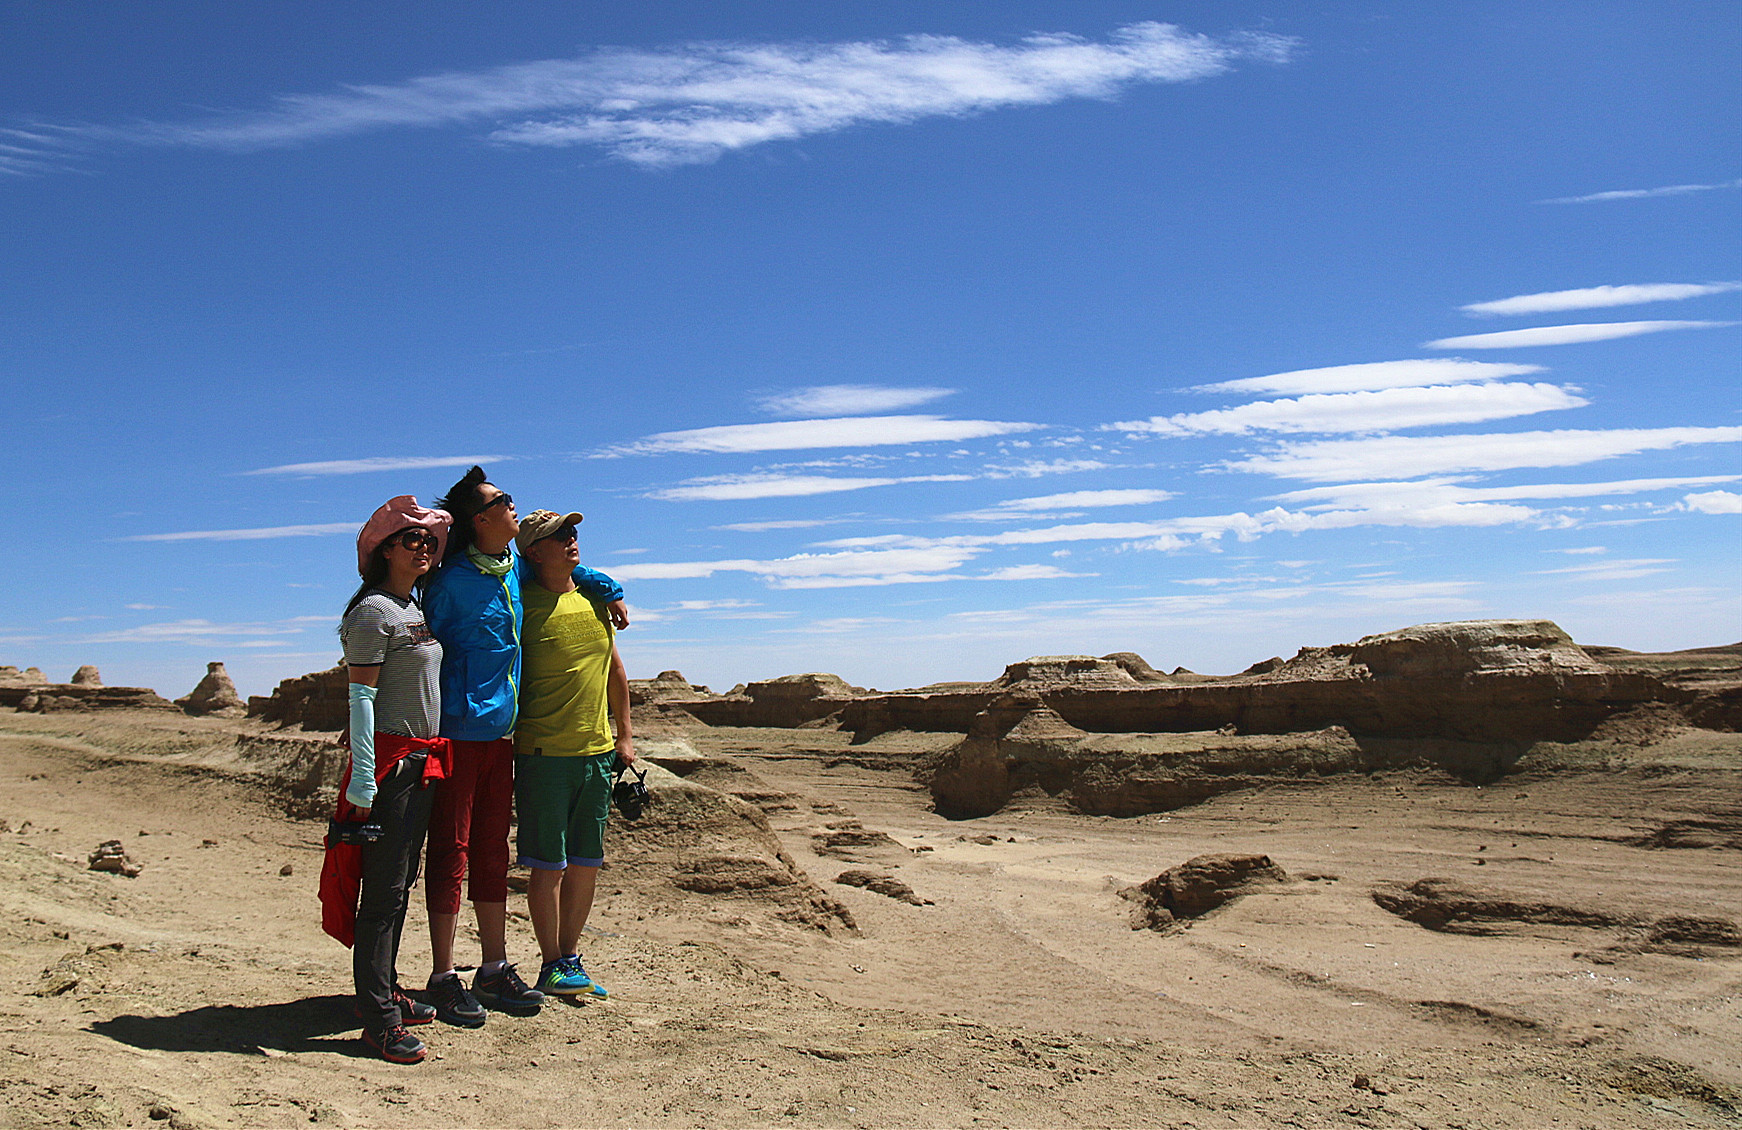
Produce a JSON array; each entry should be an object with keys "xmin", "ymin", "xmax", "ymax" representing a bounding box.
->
[
  {"xmin": 391, "ymin": 530, "xmax": 440, "ymax": 553},
  {"xmin": 537, "ymin": 525, "xmax": 578, "ymax": 545},
  {"xmin": 477, "ymin": 492, "xmax": 513, "ymax": 513}
]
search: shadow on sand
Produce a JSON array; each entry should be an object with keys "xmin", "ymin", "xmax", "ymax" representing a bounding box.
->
[{"xmin": 92, "ymin": 994, "xmax": 369, "ymax": 1057}]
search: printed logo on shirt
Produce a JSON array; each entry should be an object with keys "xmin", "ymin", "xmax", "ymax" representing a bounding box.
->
[{"xmin": 407, "ymin": 621, "xmax": 436, "ymax": 647}]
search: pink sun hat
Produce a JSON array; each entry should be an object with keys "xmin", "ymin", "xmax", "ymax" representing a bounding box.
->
[{"xmin": 356, "ymin": 496, "xmax": 453, "ymax": 575}]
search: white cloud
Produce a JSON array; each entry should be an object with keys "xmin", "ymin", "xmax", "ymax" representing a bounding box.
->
[
  {"xmin": 122, "ymin": 523, "xmax": 358, "ymax": 542},
  {"xmin": 1111, "ymin": 382, "xmax": 1585, "ymax": 436},
  {"xmin": 1533, "ymin": 558, "xmax": 1677, "ymax": 582},
  {"xmin": 1195, "ymin": 359, "xmax": 1545, "ymax": 396},
  {"xmin": 610, "ymin": 544, "xmax": 986, "ymax": 588},
  {"xmin": 1538, "ymin": 178, "xmax": 1742, "ymax": 205},
  {"xmin": 244, "ymin": 455, "xmax": 504, "ymax": 476},
  {"xmin": 979, "ymin": 564, "xmax": 1085, "ymax": 580},
  {"xmin": 1425, "ymin": 321, "xmax": 1733, "ymax": 350},
  {"xmin": 76, "ymin": 618, "xmax": 314, "ymax": 645},
  {"xmin": 1683, "ymin": 490, "xmax": 1742, "ymax": 514},
  {"xmin": 647, "ymin": 471, "xmax": 971, "ymax": 501},
  {"xmin": 756, "ymin": 385, "xmax": 953, "ymax": 417},
  {"xmin": 1461, "ymin": 283, "xmax": 1742, "ymax": 317},
  {"xmin": 713, "ymin": 518, "xmax": 860, "ymax": 532},
  {"xmin": 608, "ymin": 414, "xmax": 1041, "ymax": 455},
  {"xmin": 43, "ymin": 23, "xmax": 1292, "ymax": 170},
  {"xmin": 125, "ymin": 603, "xmax": 170, "ymax": 610},
  {"xmin": 1275, "ymin": 474, "xmax": 1742, "ymax": 509},
  {"xmin": 1229, "ymin": 426, "xmax": 1742, "ymax": 482},
  {"xmin": 955, "ymin": 488, "xmax": 1175, "ymax": 519},
  {"xmin": 982, "ymin": 458, "xmax": 1111, "ymax": 478}
]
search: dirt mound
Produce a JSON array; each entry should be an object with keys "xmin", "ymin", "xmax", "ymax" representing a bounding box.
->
[
  {"xmin": 812, "ymin": 820, "xmax": 906, "ymax": 863},
  {"xmin": 835, "ymin": 869, "xmax": 931, "ymax": 905},
  {"xmin": 614, "ymin": 752, "xmax": 856, "ymax": 936},
  {"xmin": 1372, "ymin": 878, "xmax": 1742, "ymax": 957},
  {"xmin": 1120, "ymin": 853, "xmax": 1290, "ymax": 932}
]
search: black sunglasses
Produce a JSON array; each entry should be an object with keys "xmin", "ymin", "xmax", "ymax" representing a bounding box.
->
[
  {"xmin": 392, "ymin": 530, "xmax": 440, "ymax": 552},
  {"xmin": 477, "ymin": 492, "xmax": 513, "ymax": 513},
  {"xmin": 537, "ymin": 525, "xmax": 578, "ymax": 545}
]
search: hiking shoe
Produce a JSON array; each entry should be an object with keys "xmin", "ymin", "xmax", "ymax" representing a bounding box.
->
[
  {"xmin": 361, "ymin": 1024, "xmax": 426, "ymax": 1065},
  {"xmin": 473, "ymin": 962, "xmax": 544, "ymax": 1016},
  {"xmin": 353, "ymin": 985, "xmax": 436, "ymax": 1027},
  {"xmin": 426, "ymin": 971, "xmax": 487, "ymax": 1028},
  {"xmin": 537, "ymin": 954, "xmax": 608, "ymax": 999}
]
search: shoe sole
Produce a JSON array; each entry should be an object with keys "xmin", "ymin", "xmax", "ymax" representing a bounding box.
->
[
  {"xmin": 539, "ymin": 984, "xmax": 608, "ymax": 999},
  {"xmin": 475, "ymin": 992, "xmax": 543, "ymax": 1017},
  {"xmin": 433, "ymin": 1008, "xmax": 487, "ymax": 1028}
]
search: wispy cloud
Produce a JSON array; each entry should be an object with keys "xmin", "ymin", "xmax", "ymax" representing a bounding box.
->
[
  {"xmin": 611, "ymin": 544, "xmax": 986, "ymax": 587},
  {"xmin": 121, "ymin": 523, "xmax": 357, "ymax": 542},
  {"xmin": 606, "ymin": 414, "xmax": 1041, "ymax": 455},
  {"xmin": 755, "ymin": 385, "xmax": 954, "ymax": 417},
  {"xmin": 1112, "ymin": 382, "xmax": 1584, "ymax": 436},
  {"xmin": 1195, "ymin": 359, "xmax": 1545, "ymax": 396},
  {"xmin": 954, "ymin": 488, "xmax": 1176, "ymax": 520},
  {"xmin": 713, "ymin": 518, "xmax": 863, "ymax": 532},
  {"xmin": 1683, "ymin": 490, "xmax": 1742, "ymax": 514},
  {"xmin": 1227, "ymin": 426, "xmax": 1742, "ymax": 482},
  {"xmin": 647, "ymin": 471, "xmax": 972, "ymax": 501},
  {"xmin": 1532, "ymin": 558, "xmax": 1676, "ymax": 581},
  {"xmin": 76, "ymin": 618, "xmax": 316, "ymax": 645},
  {"xmin": 1538, "ymin": 178, "xmax": 1742, "ymax": 205},
  {"xmin": 1425, "ymin": 321, "xmax": 1733, "ymax": 350},
  {"xmin": 1276, "ymin": 475, "xmax": 1742, "ymax": 510},
  {"xmin": 244, "ymin": 455, "xmax": 504, "ymax": 476},
  {"xmin": 1461, "ymin": 283, "xmax": 1742, "ymax": 317},
  {"xmin": 26, "ymin": 23, "xmax": 1292, "ymax": 172}
]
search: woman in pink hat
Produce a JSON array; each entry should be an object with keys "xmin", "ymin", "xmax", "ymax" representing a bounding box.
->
[{"xmin": 330, "ymin": 496, "xmax": 453, "ymax": 1064}]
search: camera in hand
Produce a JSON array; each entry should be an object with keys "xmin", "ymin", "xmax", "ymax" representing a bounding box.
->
[
  {"xmin": 611, "ymin": 762, "xmax": 651, "ymax": 822},
  {"xmin": 328, "ymin": 819, "xmax": 384, "ymax": 845}
]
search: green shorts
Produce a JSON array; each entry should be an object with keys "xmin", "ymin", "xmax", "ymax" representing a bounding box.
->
[{"xmin": 514, "ymin": 752, "xmax": 613, "ymax": 869}]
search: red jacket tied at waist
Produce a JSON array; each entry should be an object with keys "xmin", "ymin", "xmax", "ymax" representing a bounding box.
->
[{"xmin": 317, "ymin": 733, "xmax": 450, "ymax": 948}]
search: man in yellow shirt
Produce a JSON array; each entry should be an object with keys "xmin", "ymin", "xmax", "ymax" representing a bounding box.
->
[{"xmin": 513, "ymin": 509, "xmax": 636, "ymax": 999}]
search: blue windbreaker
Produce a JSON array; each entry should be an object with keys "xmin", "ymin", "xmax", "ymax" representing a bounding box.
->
[{"xmin": 423, "ymin": 551, "xmax": 623, "ymax": 742}]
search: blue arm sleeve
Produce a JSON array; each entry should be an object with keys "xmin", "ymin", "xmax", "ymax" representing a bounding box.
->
[
  {"xmin": 571, "ymin": 565, "xmax": 624, "ymax": 604},
  {"xmin": 346, "ymin": 683, "xmax": 378, "ymax": 809}
]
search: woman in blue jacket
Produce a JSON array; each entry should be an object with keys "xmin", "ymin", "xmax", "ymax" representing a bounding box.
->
[{"xmin": 418, "ymin": 466, "xmax": 627, "ymax": 1025}]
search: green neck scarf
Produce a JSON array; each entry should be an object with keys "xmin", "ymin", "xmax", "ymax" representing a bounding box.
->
[{"xmin": 466, "ymin": 544, "xmax": 514, "ymax": 577}]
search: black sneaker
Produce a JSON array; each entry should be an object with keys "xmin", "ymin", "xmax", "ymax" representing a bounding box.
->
[
  {"xmin": 473, "ymin": 962, "xmax": 544, "ymax": 1016},
  {"xmin": 426, "ymin": 971, "xmax": 487, "ymax": 1028},
  {"xmin": 352, "ymin": 985, "xmax": 436, "ymax": 1027},
  {"xmin": 361, "ymin": 1024, "xmax": 426, "ymax": 1064}
]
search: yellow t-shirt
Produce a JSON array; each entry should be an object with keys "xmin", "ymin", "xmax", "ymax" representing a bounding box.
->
[{"xmin": 514, "ymin": 584, "xmax": 615, "ymax": 758}]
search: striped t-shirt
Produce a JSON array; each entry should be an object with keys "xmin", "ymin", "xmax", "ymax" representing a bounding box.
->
[{"xmin": 341, "ymin": 590, "xmax": 442, "ymax": 738}]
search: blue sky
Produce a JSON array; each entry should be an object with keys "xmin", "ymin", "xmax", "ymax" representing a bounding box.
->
[{"xmin": 5, "ymin": 1, "xmax": 1738, "ymax": 699}]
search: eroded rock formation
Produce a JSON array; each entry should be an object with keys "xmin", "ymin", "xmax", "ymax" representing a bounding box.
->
[
  {"xmin": 247, "ymin": 663, "xmax": 348, "ymax": 730},
  {"xmin": 677, "ymin": 672, "xmax": 866, "ymax": 728},
  {"xmin": 176, "ymin": 662, "xmax": 245, "ymax": 717},
  {"xmin": 70, "ymin": 666, "xmax": 102, "ymax": 687}
]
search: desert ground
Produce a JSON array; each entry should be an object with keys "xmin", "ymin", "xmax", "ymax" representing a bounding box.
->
[{"xmin": 3, "ymin": 704, "xmax": 1741, "ymax": 1129}]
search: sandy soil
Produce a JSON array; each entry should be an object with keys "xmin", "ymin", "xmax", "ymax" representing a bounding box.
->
[{"xmin": 3, "ymin": 708, "xmax": 1741, "ymax": 1128}]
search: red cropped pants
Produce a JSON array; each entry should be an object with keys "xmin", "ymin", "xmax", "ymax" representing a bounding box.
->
[{"xmin": 424, "ymin": 737, "xmax": 513, "ymax": 913}]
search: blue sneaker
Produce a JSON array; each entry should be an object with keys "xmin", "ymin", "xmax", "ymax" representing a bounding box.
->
[{"xmin": 537, "ymin": 954, "xmax": 607, "ymax": 999}]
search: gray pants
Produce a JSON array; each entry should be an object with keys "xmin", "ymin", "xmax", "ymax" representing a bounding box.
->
[{"xmin": 353, "ymin": 753, "xmax": 433, "ymax": 1029}]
